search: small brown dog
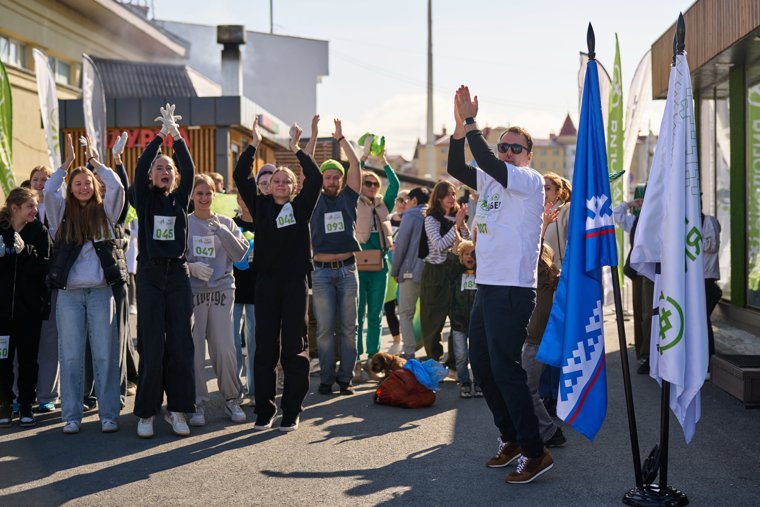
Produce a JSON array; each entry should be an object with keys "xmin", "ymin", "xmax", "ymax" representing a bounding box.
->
[{"xmin": 369, "ymin": 352, "xmax": 407, "ymax": 380}]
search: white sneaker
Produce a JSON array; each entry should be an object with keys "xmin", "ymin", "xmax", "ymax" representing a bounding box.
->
[
  {"xmin": 387, "ymin": 342, "xmax": 402, "ymax": 355},
  {"xmin": 189, "ymin": 407, "xmax": 206, "ymax": 427},
  {"xmin": 164, "ymin": 411, "xmax": 190, "ymax": 436},
  {"xmin": 225, "ymin": 399, "xmax": 246, "ymax": 423},
  {"xmin": 137, "ymin": 417, "xmax": 154, "ymax": 438},
  {"xmin": 101, "ymin": 419, "xmax": 119, "ymax": 433},
  {"xmin": 129, "ymin": 304, "xmax": 137, "ymax": 315},
  {"xmin": 62, "ymin": 420, "xmax": 80, "ymax": 434},
  {"xmin": 309, "ymin": 358, "xmax": 321, "ymax": 375}
]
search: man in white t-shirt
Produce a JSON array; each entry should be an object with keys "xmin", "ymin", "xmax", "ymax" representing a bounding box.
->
[{"xmin": 448, "ymin": 86, "xmax": 553, "ymax": 485}]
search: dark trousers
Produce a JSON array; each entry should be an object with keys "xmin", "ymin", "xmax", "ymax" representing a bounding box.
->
[
  {"xmin": 384, "ymin": 299, "xmax": 400, "ymax": 337},
  {"xmin": 469, "ymin": 284, "xmax": 543, "ymax": 458},
  {"xmin": 631, "ymin": 276, "xmax": 643, "ymax": 359},
  {"xmin": 0, "ymin": 316, "xmax": 42, "ymax": 407},
  {"xmin": 254, "ymin": 273, "xmax": 310, "ymax": 420},
  {"xmin": 705, "ymin": 279, "xmax": 722, "ymax": 358},
  {"xmin": 133, "ymin": 260, "xmax": 195, "ymax": 418},
  {"xmin": 420, "ymin": 260, "xmax": 455, "ymax": 361},
  {"xmin": 113, "ymin": 283, "xmax": 139, "ymax": 395}
]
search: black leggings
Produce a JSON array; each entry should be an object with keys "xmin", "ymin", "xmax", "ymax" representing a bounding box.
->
[{"xmin": 384, "ymin": 299, "xmax": 400, "ymax": 337}]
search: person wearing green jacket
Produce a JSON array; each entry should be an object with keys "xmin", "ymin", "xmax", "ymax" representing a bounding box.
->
[{"xmin": 356, "ymin": 137, "xmax": 399, "ymax": 363}]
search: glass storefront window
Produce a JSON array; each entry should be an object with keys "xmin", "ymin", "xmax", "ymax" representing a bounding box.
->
[
  {"xmin": 701, "ymin": 92, "xmax": 731, "ymax": 299},
  {"xmin": 746, "ymin": 83, "xmax": 760, "ymax": 308}
]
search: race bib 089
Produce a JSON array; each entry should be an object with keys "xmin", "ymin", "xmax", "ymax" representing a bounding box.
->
[
  {"xmin": 193, "ymin": 236, "xmax": 216, "ymax": 258},
  {"xmin": 461, "ymin": 274, "xmax": 477, "ymax": 291},
  {"xmin": 153, "ymin": 216, "xmax": 176, "ymax": 241}
]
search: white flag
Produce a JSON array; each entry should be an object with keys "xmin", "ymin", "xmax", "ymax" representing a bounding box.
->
[
  {"xmin": 82, "ymin": 54, "xmax": 107, "ymax": 158},
  {"xmin": 32, "ymin": 49, "xmax": 61, "ymax": 169},
  {"xmin": 622, "ymin": 50, "xmax": 652, "ymax": 181},
  {"xmin": 630, "ymin": 53, "xmax": 708, "ymax": 443}
]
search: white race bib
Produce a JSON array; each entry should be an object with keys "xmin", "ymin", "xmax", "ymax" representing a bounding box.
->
[
  {"xmin": 193, "ymin": 235, "xmax": 216, "ymax": 258},
  {"xmin": 461, "ymin": 273, "xmax": 477, "ymax": 291},
  {"xmin": 276, "ymin": 203, "xmax": 296, "ymax": 229},
  {"xmin": 324, "ymin": 211, "xmax": 345, "ymax": 234},
  {"xmin": 0, "ymin": 336, "xmax": 8, "ymax": 360},
  {"xmin": 153, "ymin": 215, "xmax": 176, "ymax": 241}
]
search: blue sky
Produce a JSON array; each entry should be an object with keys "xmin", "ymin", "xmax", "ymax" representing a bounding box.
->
[{"xmin": 154, "ymin": 0, "xmax": 696, "ymax": 159}]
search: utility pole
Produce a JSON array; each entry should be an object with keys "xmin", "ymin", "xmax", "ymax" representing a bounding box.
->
[
  {"xmin": 425, "ymin": 0, "xmax": 435, "ymax": 178},
  {"xmin": 270, "ymin": 0, "xmax": 274, "ymax": 34}
]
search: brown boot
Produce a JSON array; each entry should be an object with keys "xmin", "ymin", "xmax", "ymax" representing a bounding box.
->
[
  {"xmin": 485, "ymin": 437, "xmax": 522, "ymax": 468},
  {"xmin": 505, "ymin": 448, "xmax": 554, "ymax": 484}
]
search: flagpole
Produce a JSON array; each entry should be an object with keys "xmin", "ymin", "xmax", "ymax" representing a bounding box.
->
[{"xmin": 585, "ymin": 20, "xmax": 644, "ymax": 497}]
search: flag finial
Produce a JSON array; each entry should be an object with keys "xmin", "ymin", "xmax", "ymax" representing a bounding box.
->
[
  {"xmin": 672, "ymin": 31, "xmax": 677, "ymax": 66},
  {"xmin": 676, "ymin": 12, "xmax": 686, "ymax": 53},
  {"xmin": 587, "ymin": 23, "xmax": 596, "ymax": 60}
]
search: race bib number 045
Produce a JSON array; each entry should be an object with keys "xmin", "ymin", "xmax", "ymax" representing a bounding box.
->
[{"xmin": 153, "ymin": 216, "xmax": 176, "ymax": 241}]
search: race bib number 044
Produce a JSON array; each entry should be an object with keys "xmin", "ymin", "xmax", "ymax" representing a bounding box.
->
[
  {"xmin": 193, "ymin": 236, "xmax": 216, "ymax": 258},
  {"xmin": 153, "ymin": 216, "xmax": 176, "ymax": 241}
]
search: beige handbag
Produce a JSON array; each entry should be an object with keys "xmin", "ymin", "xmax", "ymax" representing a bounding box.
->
[{"xmin": 357, "ymin": 209, "xmax": 385, "ymax": 272}]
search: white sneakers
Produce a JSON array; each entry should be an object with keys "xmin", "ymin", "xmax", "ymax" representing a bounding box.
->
[
  {"xmin": 62, "ymin": 421, "xmax": 81, "ymax": 434},
  {"xmin": 387, "ymin": 342, "xmax": 403, "ymax": 355},
  {"xmin": 189, "ymin": 406, "xmax": 206, "ymax": 427},
  {"xmin": 101, "ymin": 419, "xmax": 119, "ymax": 433},
  {"xmin": 137, "ymin": 417, "xmax": 154, "ymax": 438},
  {"xmin": 164, "ymin": 411, "xmax": 190, "ymax": 436},
  {"xmin": 225, "ymin": 399, "xmax": 246, "ymax": 423}
]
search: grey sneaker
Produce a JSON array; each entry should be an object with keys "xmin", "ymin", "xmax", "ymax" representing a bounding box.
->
[
  {"xmin": 137, "ymin": 416, "xmax": 154, "ymax": 438},
  {"xmin": 164, "ymin": 411, "xmax": 190, "ymax": 436},
  {"xmin": 189, "ymin": 406, "xmax": 206, "ymax": 427},
  {"xmin": 225, "ymin": 399, "xmax": 246, "ymax": 423}
]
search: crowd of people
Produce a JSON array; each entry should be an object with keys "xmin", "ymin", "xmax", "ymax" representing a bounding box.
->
[{"xmin": 0, "ymin": 90, "xmax": 722, "ymax": 485}]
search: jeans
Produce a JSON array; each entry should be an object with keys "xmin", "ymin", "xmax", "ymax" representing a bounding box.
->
[
  {"xmin": 397, "ymin": 280, "xmax": 421, "ymax": 356},
  {"xmin": 451, "ymin": 330, "xmax": 472, "ymax": 384},
  {"xmin": 57, "ymin": 286, "xmax": 120, "ymax": 423},
  {"xmin": 233, "ymin": 303, "xmax": 256, "ymax": 395},
  {"xmin": 312, "ymin": 264, "xmax": 359, "ymax": 386},
  {"xmin": 469, "ymin": 284, "xmax": 543, "ymax": 458}
]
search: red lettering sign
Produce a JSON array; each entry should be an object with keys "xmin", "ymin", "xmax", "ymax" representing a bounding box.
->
[{"xmin": 105, "ymin": 128, "xmax": 191, "ymax": 149}]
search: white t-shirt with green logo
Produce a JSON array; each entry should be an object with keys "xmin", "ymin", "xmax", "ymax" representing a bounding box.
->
[{"xmin": 474, "ymin": 163, "xmax": 544, "ymax": 288}]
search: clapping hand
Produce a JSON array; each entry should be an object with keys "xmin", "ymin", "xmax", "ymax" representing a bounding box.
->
[
  {"xmin": 332, "ymin": 118, "xmax": 344, "ymax": 141},
  {"xmin": 361, "ymin": 134, "xmax": 373, "ymax": 160},
  {"xmin": 455, "ymin": 85, "xmax": 479, "ymax": 121},
  {"xmin": 251, "ymin": 116, "xmax": 262, "ymax": 148},
  {"xmin": 63, "ymin": 134, "xmax": 75, "ymax": 171},
  {"xmin": 289, "ymin": 123, "xmax": 303, "ymax": 153},
  {"xmin": 154, "ymin": 103, "xmax": 182, "ymax": 139}
]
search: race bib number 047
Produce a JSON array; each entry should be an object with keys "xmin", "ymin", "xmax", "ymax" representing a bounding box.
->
[{"xmin": 193, "ymin": 236, "xmax": 216, "ymax": 258}]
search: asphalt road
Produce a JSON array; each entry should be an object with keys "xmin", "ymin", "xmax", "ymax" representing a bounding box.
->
[{"xmin": 1, "ymin": 317, "xmax": 759, "ymax": 506}]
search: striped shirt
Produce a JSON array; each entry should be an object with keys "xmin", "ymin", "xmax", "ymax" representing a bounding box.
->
[{"xmin": 424, "ymin": 215, "xmax": 469, "ymax": 264}]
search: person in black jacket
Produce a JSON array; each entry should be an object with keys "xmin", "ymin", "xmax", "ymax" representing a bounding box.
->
[
  {"xmin": 233, "ymin": 117, "xmax": 322, "ymax": 432},
  {"xmin": 132, "ymin": 104, "xmax": 196, "ymax": 438},
  {"xmin": 0, "ymin": 187, "xmax": 51, "ymax": 427}
]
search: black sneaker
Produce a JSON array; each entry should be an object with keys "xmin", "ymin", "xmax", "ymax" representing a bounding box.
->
[
  {"xmin": 279, "ymin": 414, "xmax": 300, "ymax": 432},
  {"xmin": 337, "ymin": 382, "xmax": 354, "ymax": 395},
  {"xmin": 19, "ymin": 405, "xmax": 36, "ymax": 427},
  {"xmin": 637, "ymin": 358, "xmax": 650, "ymax": 375},
  {"xmin": 83, "ymin": 398, "xmax": 97, "ymax": 412},
  {"xmin": 253, "ymin": 409, "xmax": 278, "ymax": 431},
  {"xmin": 318, "ymin": 383, "xmax": 333, "ymax": 395},
  {"xmin": 545, "ymin": 427, "xmax": 566, "ymax": 448}
]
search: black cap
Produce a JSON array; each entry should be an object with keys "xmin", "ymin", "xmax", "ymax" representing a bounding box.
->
[{"xmin": 407, "ymin": 186, "xmax": 430, "ymax": 205}]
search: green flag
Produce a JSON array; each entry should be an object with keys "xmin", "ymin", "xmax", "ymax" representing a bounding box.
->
[
  {"xmin": 0, "ymin": 59, "xmax": 15, "ymax": 196},
  {"xmin": 607, "ymin": 34, "xmax": 625, "ymax": 285}
]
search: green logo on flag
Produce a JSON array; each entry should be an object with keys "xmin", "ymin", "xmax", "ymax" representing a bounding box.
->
[{"xmin": 657, "ymin": 292, "xmax": 684, "ymax": 354}]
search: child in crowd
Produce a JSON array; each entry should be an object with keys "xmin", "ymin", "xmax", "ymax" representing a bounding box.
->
[
  {"xmin": 523, "ymin": 243, "xmax": 565, "ymax": 448},
  {"xmin": 450, "ymin": 240, "xmax": 481, "ymax": 398}
]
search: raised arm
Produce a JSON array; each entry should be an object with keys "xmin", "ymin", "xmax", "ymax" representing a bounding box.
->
[
  {"xmin": 447, "ymin": 93, "xmax": 477, "ymax": 188},
  {"xmin": 291, "ymin": 123, "xmax": 323, "ymax": 211},
  {"xmin": 382, "ymin": 157, "xmax": 400, "ymax": 212},
  {"xmin": 456, "ymin": 85, "xmax": 508, "ymax": 187},
  {"xmin": 92, "ymin": 161, "xmax": 125, "ymax": 224},
  {"xmin": 172, "ymin": 137, "xmax": 195, "ymax": 207},
  {"xmin": 233, "ymin": 118, "xmax": 262, "ymax": 219},
  {"xmin": 333, "ymin": 119, "xmax": 361, "ymax": 193},
  {"xmin": 43, "ymin": 134, "xmax": 75, "ymax": 235},
  {"xmin": 303, "ymin": 114, "xmax": 319, "ymax": 158},
  {"xmin": 133, "ymin": 133, "xmax": 166, "ymax": 203}
]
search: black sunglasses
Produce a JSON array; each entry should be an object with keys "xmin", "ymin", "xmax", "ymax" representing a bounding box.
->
[
  {"xmin": 497, "ymin": 143, "xmax": 530, "ymax": 155},
  {"xmin": 363, "ymin": 180, "xmax": 380, "ymax": 188}
]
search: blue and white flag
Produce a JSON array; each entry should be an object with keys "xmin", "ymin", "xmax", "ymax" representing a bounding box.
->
[
  {"xmin": 630, "ymin": 52, "xmax": 708, "ymax": 444},
  {"xmin": 537, "ymin": 59, "xmax": 618, "ymax": 440}
]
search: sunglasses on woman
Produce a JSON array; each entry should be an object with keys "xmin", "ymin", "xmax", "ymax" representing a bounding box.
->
[
  {"xmin": 497, "ymin": 143, "xmax": 530, "ymax": 155},
  {"xmin": 363, "ymin": 180, "xmax": 380, "ymax": 188}
]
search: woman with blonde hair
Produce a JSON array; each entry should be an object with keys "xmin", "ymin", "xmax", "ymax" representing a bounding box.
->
[
  {"xmin": 0, "ymin": 187, "xmax": 51, "ymax": 427},
  {"xmin": 541, "ymin": 172, "xmax": 571, "ymax": 270},
  {"xmin": 45, "ymin": 134, "xmax": 126, "ymax": 434},
  {"xmin": 356, "ymin": 137, "xmax": 399, "ymax": 363},
  {"xmin": 233, "ymin": 118, "xmax": 322, "ymax": 432},
  {"xmin": 186, "ymin": 174, "xmax": 249, "ymax": 426},
  {"xmin": 132, "ymin": 104, "xmax": 196, "ymax": 438}
]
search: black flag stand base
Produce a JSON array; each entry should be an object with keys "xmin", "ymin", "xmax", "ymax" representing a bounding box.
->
[{"xmin": 623, "ymin": 485, "xmax": 689, "ymax": 507}]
